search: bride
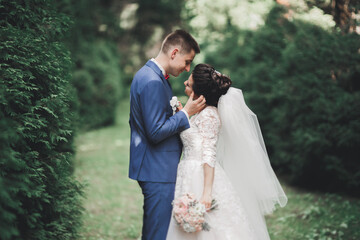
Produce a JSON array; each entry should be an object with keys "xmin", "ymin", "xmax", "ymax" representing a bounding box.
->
[{"xmin": 166, "ymin": 64, "xmax": 287, "ymax": 240}]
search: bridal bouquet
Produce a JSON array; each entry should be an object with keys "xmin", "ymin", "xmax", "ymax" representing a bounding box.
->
[{"xmin": 172, "ymin": 193, "xmax": 218, "ymax": 233}]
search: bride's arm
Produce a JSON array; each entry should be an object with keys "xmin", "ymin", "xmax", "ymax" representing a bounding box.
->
[
  {"xmin": 196, "ymin": 108, "xmax": 221, "ymax": 210},
  {"xmin": 201, "ymin": 164, "xmax": 214, "ymax": 210}
]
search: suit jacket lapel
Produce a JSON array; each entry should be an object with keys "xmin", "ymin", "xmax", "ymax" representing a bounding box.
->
[{"xmin": 145, "ymin": 60, "xmax": 172, "ymax": 93}]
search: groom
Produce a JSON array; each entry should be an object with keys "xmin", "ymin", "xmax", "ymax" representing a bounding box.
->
[{"xmin": 129, "ymin": 30, "xmax": 205, "ymax": 240}]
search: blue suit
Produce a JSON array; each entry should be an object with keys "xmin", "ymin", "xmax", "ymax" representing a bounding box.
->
[{"xmin": 129, "ymin": 60, "xmax": 190, "ymax": 239}]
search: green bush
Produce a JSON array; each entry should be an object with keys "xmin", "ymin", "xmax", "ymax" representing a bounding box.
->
[
  {"xmin": 72, "ymin": 41, "xmax": 122, "ymax": 130},
  {"xmin": 0, "ymin": 1, "xmax": 83, "ymax": 239},
  {"xmin": 61, "ymin": 0, "xmax": 124, "ymax": 130},
  {"xmin": 277, "ymin": 23, "xmax": 360, "ymax": 192},
  {"xmin": 205, "ymin": 6, "xmax": 360, "ymax": 194}
]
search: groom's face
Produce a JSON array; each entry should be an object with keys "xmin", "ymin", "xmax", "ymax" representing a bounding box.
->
[{"xmin": 169, "ymin": 48, "xmax": 195, "ymax": 77}]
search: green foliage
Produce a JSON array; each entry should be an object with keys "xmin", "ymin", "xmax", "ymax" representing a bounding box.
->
[
  {"xmin": 72, "ymin": 41, "xmax": 122, "ymax": 130},
  {"xmin": 205, "ymin": 6, "xmax": 360, "ymax": 194},
  {"xmin": 134, "ymin": 0, "xmax": 185, "ymax": 44},
  {"xmin": 0, "ymin": 0, "xmax": 83, "ymax": 239},
  {"xmin": 60, "ymin": 0, "xmax": 124, "ymax": 130}
]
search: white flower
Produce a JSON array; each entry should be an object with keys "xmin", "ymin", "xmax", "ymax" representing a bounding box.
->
[
  {"xmin": 183, "ymin": 222, "xmax": 196, "ymax": 233},
  {"xmin": 188, "ymin": 202, "xmax": 205, "ymax": 216},
  {"xmin": 195, "ymin": 203, "xmax": 206, "ymax": 214},
  {"xmin": 170, "ymin": 96, "xmax": 180, "ymax": 115}
]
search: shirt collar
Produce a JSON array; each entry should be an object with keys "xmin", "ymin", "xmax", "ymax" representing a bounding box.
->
[{"xmin": 150, "ymin": 58, "xmax": 167, "ymax": 77}]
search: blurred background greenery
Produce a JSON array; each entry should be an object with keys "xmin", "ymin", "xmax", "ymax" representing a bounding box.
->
[
  {"xmin": 61, "ymin": 0, "xmax": 360, "ymax": 193},
  {"xmin": 1, "ymin": 0, "xmax": 359, "ymax": 239}
]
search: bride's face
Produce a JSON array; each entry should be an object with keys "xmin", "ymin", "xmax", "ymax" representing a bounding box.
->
[{"xmin": 184, "ymin": 74, "xmax": 194, "ymax": 97}]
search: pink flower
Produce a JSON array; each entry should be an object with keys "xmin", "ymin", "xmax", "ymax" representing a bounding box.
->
[{"xmin": 195, "ymin": 224, "xmax": 203, "ymax": 232}]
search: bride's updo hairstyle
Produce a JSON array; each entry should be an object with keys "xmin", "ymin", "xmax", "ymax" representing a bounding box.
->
[{"xmin": 192, "ymin": 64, "xmax": 232, "ymax": 107}]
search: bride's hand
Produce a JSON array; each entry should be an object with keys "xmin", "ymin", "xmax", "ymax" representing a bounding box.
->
[{"xmin": 200, "ymin": 194, "xmax": 212, "ymax": 211}]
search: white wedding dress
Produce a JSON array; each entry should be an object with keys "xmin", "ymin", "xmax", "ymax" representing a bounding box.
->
[{"xmin": 166, "ymin": 106, "xmax": 268, "ymax": 240}]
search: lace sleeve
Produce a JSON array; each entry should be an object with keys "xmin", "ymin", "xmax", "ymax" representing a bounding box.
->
[{"xmin": 195, "ymin": 107, "xmax": 221, "ymax": 168}]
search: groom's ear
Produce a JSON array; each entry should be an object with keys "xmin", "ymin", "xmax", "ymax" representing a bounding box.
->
[{"xmin": 170, "ymin": 48, "xmax": 179, "ymax": 59}]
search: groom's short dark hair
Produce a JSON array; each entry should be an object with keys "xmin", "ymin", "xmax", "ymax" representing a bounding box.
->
[{"xmin": 161, "ymin": 30, "xmax": 200, "ymax": 54}]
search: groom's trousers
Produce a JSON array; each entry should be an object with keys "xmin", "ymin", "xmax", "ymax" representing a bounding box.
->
[{"xmin": 138, "ymin": 181, "xmax": 176, "ymax": 240}]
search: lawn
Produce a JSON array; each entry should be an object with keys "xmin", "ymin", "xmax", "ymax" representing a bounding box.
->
[{"xmin": 74, "ymin": 100, "xmax": 360, "ymax": 240}]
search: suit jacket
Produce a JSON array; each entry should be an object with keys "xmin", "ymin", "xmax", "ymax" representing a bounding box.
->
[{"xmin": 129, "ymin": 60, "xmax": 190, "ymax": 182}]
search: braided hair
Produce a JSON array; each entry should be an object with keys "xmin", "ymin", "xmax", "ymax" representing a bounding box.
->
[{"xmin": 192, "ymin": 64, "xmax": 232, "ymax": 107}]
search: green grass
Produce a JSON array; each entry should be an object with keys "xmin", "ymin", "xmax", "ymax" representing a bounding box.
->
[
  {"xmin": 267, "ymin": 185, "xmax": 360, "ymax": 240},
  {"xmin": 74, "ymin": 100, "xmax": 142, "ymax": 240},
  {"xmin": 75, "ymin": 100, "xmax": 360, "ymax": 240}
]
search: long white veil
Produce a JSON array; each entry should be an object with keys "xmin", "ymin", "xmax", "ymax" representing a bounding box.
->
[{"xmin": 217, "ymin": 87, "xmax": 287, "ymax": 236}]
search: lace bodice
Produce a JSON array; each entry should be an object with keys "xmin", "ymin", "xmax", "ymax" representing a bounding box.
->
[{"xmin": 180, "ymin": 106, "xmax": 221, "ymax": 168}]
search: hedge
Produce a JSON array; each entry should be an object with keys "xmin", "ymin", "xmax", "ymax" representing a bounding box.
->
[{"xmin": 0, "ymin": 1, "xmax": 83, "ymax": 239}]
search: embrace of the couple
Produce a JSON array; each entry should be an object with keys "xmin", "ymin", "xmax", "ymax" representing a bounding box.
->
[{"xmin": 129, "ymin": 29, "xmax": 288, "ymax": 240}]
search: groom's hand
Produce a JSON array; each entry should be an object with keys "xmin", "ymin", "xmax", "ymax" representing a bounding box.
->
[
  {"xmin": 176, "ymin": 101, "xmax": 183, "ymax": 112},
  {"xmin": 183, "ymin": 92, "xmax": 206, "ymax": 117}
]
